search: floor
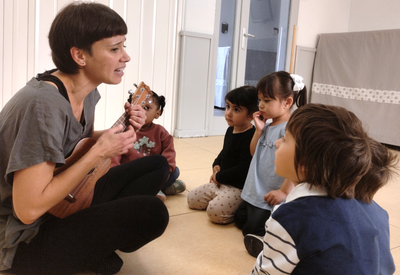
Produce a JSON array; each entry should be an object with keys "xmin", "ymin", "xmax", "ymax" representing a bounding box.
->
[
  {"xmin": 2, "ymin": 136, "xmax": 399, "ymax": 274},
  {"xmin": 115, "ymin": 136, "xmax": 400, "ymax": 275}
]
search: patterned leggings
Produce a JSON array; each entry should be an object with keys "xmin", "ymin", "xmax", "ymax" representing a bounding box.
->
[{"xmin": 187, "ymin": 182, "xmax": 243, "ymax": 224}]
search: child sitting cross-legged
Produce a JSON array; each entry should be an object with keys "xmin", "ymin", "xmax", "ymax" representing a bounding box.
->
[
  {"xmin": 250, "ymin": 103, "xmax": 398, "ymax": 274},
  {"xmin": 187, "ymin": 85, "xmax": 258, "ymax": 224},
  {"xmin": 111, "ymin": 91, "xmax": 185, "ymax": 202}
]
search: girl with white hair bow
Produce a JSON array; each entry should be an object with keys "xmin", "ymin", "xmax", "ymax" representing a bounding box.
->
[{"xmin": 234, "ymin": 71, "xmax": 307, "ymax": 258}]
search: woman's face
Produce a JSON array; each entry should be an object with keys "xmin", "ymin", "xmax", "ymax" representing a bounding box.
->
[{"xmin": 83, "ymin": 35, "xmax": 131, "ymax": 85}]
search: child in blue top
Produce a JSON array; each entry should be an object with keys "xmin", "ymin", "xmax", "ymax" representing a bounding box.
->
[
  {"xmin": 235, "ymin": 71, "xmax": 307, "ymax": 246},
  {"xmin": 187, "ymin": 85, "xmax": 258, "ymax": 224},
  {"xmin": 251, "ymin": 103, "xmax": 398, "ymax": 274}
]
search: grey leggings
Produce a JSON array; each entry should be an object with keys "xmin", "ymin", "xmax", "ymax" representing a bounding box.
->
[{"xmin": 10, "ymin": 155, "xmax": 170, "ymax": 275}]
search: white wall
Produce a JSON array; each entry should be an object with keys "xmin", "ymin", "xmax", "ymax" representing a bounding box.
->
[
  {"xmin": 296, "ymin": 0, "xmax": 352, "ymax": 48},
  {"xmin": 0, "ymin": 0, "xmax": 179, "ymax": 134},
  {"xmin": 182, "ymin": 0, "xmax": 216, "ymax": 34},
  {"xmin": 349, "ymin": 0, "xmax": 400, "ymax": 32},
  {"xmin": 2, "ymin": 0, "xmax": 400, "ymax": 137}
]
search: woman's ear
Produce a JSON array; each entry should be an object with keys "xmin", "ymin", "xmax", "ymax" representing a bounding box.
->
[{"xmin": 70, "ymin": 47, "xmax": 86, "ymax": 66}]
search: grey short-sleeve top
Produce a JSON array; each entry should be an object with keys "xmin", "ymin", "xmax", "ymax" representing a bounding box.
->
[{"xmin": 0, "ymin": 76, "xmax": 100, "ymax": 270}]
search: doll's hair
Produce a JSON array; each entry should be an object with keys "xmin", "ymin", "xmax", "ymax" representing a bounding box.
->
[
  {"xmin": 49, "ymin": 2, "xmax": 127, "ymax": 74},
  {"xmin": 225, "ymin": 85, "xmax": 258, "ymax": 115},
  {"xmin": 355, "ymin": 138, "xmax": 398, "ymax": 203},
  {"xmin": 256, "ymin": 71, "xmax": 307, "ymax": 108},
  {"xmin": 287, "ymin": 104, "xmax": 372, "ymax": 199},
  {"xmin": 151, "ymin": 91, "xmax": 166, "ymax": 116}
]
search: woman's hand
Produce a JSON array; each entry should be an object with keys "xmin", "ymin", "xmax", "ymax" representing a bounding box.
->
[
  {"xmin": 125, "ymin": 102, "xmax": 146, "ymax": 131},
  {"xmin": 94, "ymin": 124, "xmax": 136, "ymax": 159}
]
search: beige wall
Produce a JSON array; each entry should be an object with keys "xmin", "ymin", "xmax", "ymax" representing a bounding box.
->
[
  {"xmin": 349, "ymin": 0, "xmax": 400, "ymax": 32},
  {"xmin": 296, "ymin": 0, "xmax": 352, "ymax": 48}
]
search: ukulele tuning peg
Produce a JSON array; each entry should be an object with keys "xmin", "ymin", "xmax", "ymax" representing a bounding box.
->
[
  {"xmin": 128, "ymin": 89, "xmax": 134, "ymax": 95},
  {"xmin": 133, "ymin": 83, "xmax": 138, "ymax": 88}
]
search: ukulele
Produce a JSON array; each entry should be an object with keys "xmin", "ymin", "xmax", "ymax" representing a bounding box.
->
[{"xmin": 48, "ymin": 82, "xmax": 153, "ymax": 218}]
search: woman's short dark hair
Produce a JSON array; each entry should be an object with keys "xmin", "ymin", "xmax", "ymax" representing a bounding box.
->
[
  {"xmin": 48, "ymin": 2, "xmax": 128, "ymax": 74},
  {"xmin": 287, "ymin": 104, "xmax": 372, "ymax": 199},
  {"xmin": 225, "ymin": 85, "xmax": 258, "ymax": 115}
]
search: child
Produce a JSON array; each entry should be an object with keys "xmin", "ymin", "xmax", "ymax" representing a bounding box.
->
[
  {"xmin": 251, "ymin": 103, "xmax": 398, "ymax": 274},
  {"xmin": 234, "ymin": 71, "xmax": 307, "ymax": 249},
  {"xmin": 355, "ymin": 138, "xmax": 397, "ymax": 275},
  {"xmin": 187, "ymin": 85, "xmax": 258, "ymax": 224},
  {"xmin": 111, "ymin": 91, "xmax": 185, "ymax": 201}
]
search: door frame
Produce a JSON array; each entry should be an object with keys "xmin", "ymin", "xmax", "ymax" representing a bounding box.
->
[
  {"xmin": 207, "ymin": 0, "xmax": 246, "ymax": 136},
  {"xmin": 208, "ymin": 0, "xmax": 299, "ymax": 136}
]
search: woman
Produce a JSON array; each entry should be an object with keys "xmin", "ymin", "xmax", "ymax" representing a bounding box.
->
[{"xmin": 0, "ymin": 2, "xmax": 169, "ymax": 274}]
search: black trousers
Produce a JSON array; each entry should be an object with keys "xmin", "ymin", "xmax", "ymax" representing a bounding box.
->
[
  {"xmin": 234, "ymin": 200, "xmax": 271, "ymax": 237},
  {"xmin": 10, "ymin": 155, "xmax": 170, "ymax": 275}
]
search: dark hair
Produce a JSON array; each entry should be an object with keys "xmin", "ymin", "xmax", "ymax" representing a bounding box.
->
[
  {"xmin": 48, "ymin": 2, "xmax": 127, "ymax": 74},
  {"xmin": 256, "ymin": 71, "xmax": 307, "ymax": 108},
  {"xmin": 151, "ymin": 91, "xmax": 166, "ymax": 116},
  {"xmin": 225, "ymin": 85, "xmax": 258, "ymax": 115},
  {"xmin": 287, "ymin": 104, "xmax": 372, "ymax": 199},
  {"xmin": 355, "ymin": 139, "xmax": 398, "ymax": 203}
]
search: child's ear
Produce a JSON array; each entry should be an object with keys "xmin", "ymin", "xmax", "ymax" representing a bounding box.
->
[
  {"xmin": 155, "ymin": 109, "xmax": 162, "ymax": 119},
  {"xmin": 284, "ymin": 97, "xmax": 294, "ymax": 109}
]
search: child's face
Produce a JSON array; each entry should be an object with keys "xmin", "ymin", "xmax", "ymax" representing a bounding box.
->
[
  {"xmin": 257, "ymin": 91, "xmax": 291, "ymax": 120},
  {"xmin": 275, "ymin": 131, "xmax": 303, "ymax": 184},
  {"xmin": 142, "ymin": 100, "xmax": 161, "ymax": 126},
  {"xmin": 224, "ymin": 100, "xmax": 252, "ymax": 128}
]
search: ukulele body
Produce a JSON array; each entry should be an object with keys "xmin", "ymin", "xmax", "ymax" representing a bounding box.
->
[{"xmin": 48, "ymin": 138, "xmax": 111, "ymax": 218}]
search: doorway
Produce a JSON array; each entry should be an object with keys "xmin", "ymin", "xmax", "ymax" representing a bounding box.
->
[{"xmin": 210, "ymin": 0, "xmax": 291, "ymax": 135}]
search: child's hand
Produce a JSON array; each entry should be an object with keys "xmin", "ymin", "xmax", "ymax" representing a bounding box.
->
[
  {"xmin": 264, "ymin": 189, "xmax": 287, "ymax": 205},
  {"xmin": 209, "ymin": 172, "xmax": 220, "ymax": 188},
  {"xmin": 213, "ymin": 165, "xmax": 221, "ymax": 174},
  {"xmin": 253, "ymin": 111, "xmax": 266, "ymax": 131},
  {"xmin": 210, "ymin": 165, "xmax": 221, "ymax": 187}
]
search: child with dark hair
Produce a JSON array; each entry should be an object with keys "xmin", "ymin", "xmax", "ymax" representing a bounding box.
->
[
  {"xmin": 187, "ymin": 85, "xmax": 258, "ymax": 224},
  {"xmin": 251, "ymin": 103, "xmax": 398, "ymax": 274},
  {"xmin": 355, "ymin": 138, "xmax": 397, "ymax": 275},
  {"xmin": 111, "ymin": 92, "xmax": 185, "ymax": 201},
  {"xmin": 235, "ymin": 71, "xmax": 307, "ymax": 256}
]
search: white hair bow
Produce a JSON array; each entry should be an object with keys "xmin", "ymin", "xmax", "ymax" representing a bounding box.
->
[{"xmin": 290, "ymin": 74, "xmax": 305, "ymax": 92}]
